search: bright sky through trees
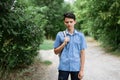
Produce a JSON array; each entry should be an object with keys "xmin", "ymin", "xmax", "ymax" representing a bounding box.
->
[{"xmin": 64, "ymin": 0, "xmax": 76, "ymax": 4}]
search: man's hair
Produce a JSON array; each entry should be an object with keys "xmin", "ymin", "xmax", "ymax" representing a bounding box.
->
[{"xmin": 63, "ymin": 12, "xmax": 76, "ymax": 20}]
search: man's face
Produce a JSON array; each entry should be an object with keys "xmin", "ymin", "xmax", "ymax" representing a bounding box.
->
[{"xmin": 64, "ymin": 17, "xmax": 76, "ymax": 30}]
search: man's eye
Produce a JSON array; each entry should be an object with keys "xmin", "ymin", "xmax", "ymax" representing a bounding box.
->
[
  {"xmin": 65, "ymin": 21, "xmax": 73, "ymax": 24},
  {"xmin": 65, "ymin": 22, "xmax": 69, "ymax": 23}
]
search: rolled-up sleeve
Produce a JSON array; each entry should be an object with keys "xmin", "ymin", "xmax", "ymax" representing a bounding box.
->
[
  {"xmin": 80, "ymin": 33, "xmax": 87, "ymax": 50},
  {"xmin": 54, "ymin": 32, "xmax": 61, "ymax": 48}
]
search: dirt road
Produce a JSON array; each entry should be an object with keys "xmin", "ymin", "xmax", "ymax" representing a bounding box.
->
[{"xmin": 39, "ymin": 39, "xmax": 120, "ymax": 80}]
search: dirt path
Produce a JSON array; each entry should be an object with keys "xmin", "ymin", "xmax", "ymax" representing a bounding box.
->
[
  {"xmin": 38, "ymin": 49, "xmax": 59, "ymax": 80},
  {"xmin": 38, "ymin": 38, "xmax": 120, "ymax": 80}
]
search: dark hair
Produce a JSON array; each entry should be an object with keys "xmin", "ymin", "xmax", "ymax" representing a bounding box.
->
[{"xmin": 63, "ymin": 12, "xmax": 76, "ymax": 20}]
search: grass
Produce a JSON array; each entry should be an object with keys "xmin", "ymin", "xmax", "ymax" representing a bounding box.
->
[
  {"xmin": 41, "ymin": 60, "xmax": 52, "ymax": 65},
  {"xmin": 39, "ymin": 39, "xmax": 54, "ymax": 50}
]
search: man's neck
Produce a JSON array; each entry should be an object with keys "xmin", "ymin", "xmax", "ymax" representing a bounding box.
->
[{"xmin": 68, "ymin": 28, "xmax": 74, "ymax": 34}]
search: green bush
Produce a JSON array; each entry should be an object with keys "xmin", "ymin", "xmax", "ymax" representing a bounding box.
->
[{"xmin": 0, "ymin": 0, "xmax": 44, "ymax": 71}]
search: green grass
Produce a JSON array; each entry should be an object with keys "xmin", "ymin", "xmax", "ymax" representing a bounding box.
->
[
  {"xmin": 41, "ymin": 60, "xmax": 52, "ymax": 65},
  {"xmin": 39, "ymin": 39, "xmax": 54, "ymax": 50}
]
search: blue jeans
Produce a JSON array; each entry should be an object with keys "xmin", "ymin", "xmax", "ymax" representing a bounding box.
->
[{"xmin": 58, "ymin": 70, "xmax": 80, "ymax": 80}]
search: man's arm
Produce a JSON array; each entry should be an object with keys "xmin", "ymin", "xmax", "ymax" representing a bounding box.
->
[
  {"xmin": 80, "ymin": 50, "xmax": 85, "ymax": 71},
  {"xmin": 54, "ymin": 37, "xmax": 69, "ymax": 55},
  {"xmin": 54, "ymin": 41, "xmax": 66, "ymax": 55},
  {"xmin": 78, "ymin": 50, "xmax": 85, "ymax": 79}
]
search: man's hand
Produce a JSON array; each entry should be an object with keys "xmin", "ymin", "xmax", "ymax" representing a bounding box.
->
[
  {"xmin": 78, "ymin": 70, "xmax": 84, "ymax": 80},
  {"xmin": 64, "ymin": 36, "xmax": 70, "ymax": 44}
]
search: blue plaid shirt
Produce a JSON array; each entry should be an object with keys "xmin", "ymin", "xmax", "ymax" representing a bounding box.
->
[{"xmin": 54, "ymin": 29, "xmax": 87, "ymax": 71}]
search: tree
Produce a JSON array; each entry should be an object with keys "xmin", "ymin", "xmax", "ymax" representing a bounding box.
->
[
  {"xmin": 32, "ymin": 0, "xmax": 71, "ymax": 39},
  {"xmin": 0, "ymin": 0, "xmax": 44, "ymax": 74},
  {"xmin": 74, "ymin": 0, "xmax": 120, "ymax": 51}
]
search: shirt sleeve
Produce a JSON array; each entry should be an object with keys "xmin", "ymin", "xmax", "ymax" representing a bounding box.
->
[
  {"xmin": 54, "ymin": 32, "xmax": 61, "ymax": 48},
  {"xmin": 80, "ymin": 33, "xmax": 87, "ymax": 50}
]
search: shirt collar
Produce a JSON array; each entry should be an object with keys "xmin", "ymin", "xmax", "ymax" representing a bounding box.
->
[{"xmin": 65, "ymin": 29, "xmax": 78, "ymax": 35}]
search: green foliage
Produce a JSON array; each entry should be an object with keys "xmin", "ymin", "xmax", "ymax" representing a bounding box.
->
[
  {"xmin": 0, "ymin": 0, "xmax": 44, "ymax": 72},
  {"xmin": 39, "ymin": 39, "xmax": 54, "ymax": 50},
  {"xmin": 72, "ymin": 0, "xmax": 88, "ymax": 34},
  {"xmin": 32, "ymin": 0, "xmax": 72, "ymax": 39},
  {"xmin": 0, "ymin": 0, "xmax": 15, "ymax": 13},
  {"xmin": 74, "ymin": 0, "xmax": 120, "ymax": 51}
]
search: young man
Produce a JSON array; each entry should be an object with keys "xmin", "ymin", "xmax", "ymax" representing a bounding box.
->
[{"xmin": 54, "ymin": 12, "xmax": 87, "ymax": 80}]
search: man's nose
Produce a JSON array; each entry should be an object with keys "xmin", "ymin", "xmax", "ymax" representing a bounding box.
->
[{"xmin": 68, "ymin": 22, "xmax": 71, "ymax": 25}]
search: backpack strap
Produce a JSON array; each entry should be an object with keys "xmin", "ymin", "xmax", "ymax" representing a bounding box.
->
[
  {"xmin": 59, "ymin": 31, "xmax": 66, "ymax": 57},
  {"xmin": 63, "ymin": 31, "xmax": 66, "ymax": 37}
]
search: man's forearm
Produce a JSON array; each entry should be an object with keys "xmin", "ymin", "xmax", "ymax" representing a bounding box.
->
[
  {"xmin": 54, "ymin": 42, "xmax": 66, "ymax": 55},
  {"xmin": 80, "ymin": 50, "xmax": 85, "ymax": 71}
]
